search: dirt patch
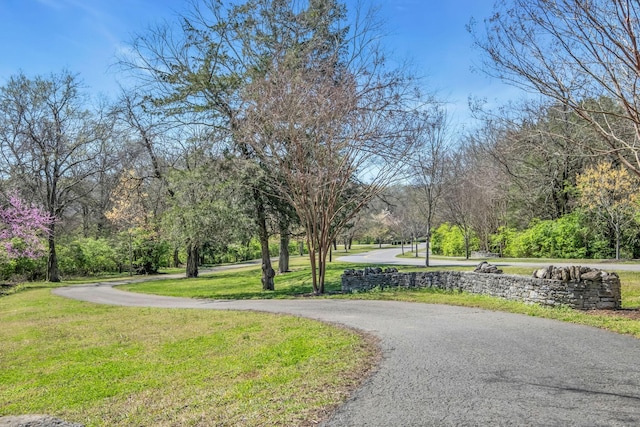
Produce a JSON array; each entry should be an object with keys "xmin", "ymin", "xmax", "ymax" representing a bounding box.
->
[
  {"xmin": 0, "ymin": 415, "xmax": 83, "ymax": 427},
  {"xmin": 587, "ymin": 308, "xmax": 640, "ymax": 320}
]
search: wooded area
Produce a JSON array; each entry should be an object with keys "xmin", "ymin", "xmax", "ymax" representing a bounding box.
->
[{"xmin": 1, "ymin": 0, "xmax": 640, "ymax": 293}]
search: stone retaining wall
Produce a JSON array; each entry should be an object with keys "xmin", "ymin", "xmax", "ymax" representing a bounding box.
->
[{"xmin": 341, "ymin": 266, "xmax": 621, "ymax": 310}]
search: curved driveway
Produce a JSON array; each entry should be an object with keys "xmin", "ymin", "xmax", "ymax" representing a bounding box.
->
[{"xmin": 54, "ymin": 265, "xmax": 640, "ymax": 425}]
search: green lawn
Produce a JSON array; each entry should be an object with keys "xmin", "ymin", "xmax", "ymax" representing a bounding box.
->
[{"xmin": 0, "ymin": 285, "xmax": 377, "ymax": 426}]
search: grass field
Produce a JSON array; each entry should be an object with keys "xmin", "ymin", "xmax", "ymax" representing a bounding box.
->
[{"xmin": 0, "ymin": 283, "xmax": 377, "ymax": 426}]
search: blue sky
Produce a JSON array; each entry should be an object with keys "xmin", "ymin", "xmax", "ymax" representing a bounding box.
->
[{"xmin": 0, "ymin": 0, "xmax": 524, "ymax": 128}]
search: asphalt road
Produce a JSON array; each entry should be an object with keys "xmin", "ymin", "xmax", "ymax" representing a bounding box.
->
[
  {"xmin": 54, "ymin": 271, "xmax": 640, "ymax": 426},
  {"xmin": 338, "ymin": 245, "xmax": 640, "ymax": 272}
]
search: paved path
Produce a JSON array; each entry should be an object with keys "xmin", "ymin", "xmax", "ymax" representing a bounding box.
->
[
  {"xmin": 53, "ymin": 271, "xmax": 640, "ymax": 426},
  {"xmin": 338, "ymin": 245, "xmax": 640, "ymax": 272}
]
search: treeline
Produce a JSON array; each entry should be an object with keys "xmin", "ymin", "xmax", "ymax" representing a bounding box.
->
[
  {"xmin": 2, "ymin": 235, "xmax": 307, "ymax": 282},
  {"xmin": 359, "ymin": 100, "xmax": 640, "ymax": 261}
]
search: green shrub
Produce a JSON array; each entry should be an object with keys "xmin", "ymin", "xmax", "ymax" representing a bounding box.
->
[
  {"xmin": 58, "ymin": 237, "xmax": 119, "ymax": 276},
  {"xmin": 0, "ymin": 254, "xmax": 46, "ymax": 282},
  {"xmin": 293, "ymin": 240, "xmax": 308, "ymax": 255},
  {"xmin": 431, "ymin": 223, "xmax": 475, "ymax": 257},
  {"xmin": 58, "ymin": 228, "xmax": 171, "ymax": 276},
  {"xmin": 132, "ymin": 229, "xmax": 170, "ymax": 274},
  {"xmin": 497, "ymin": 211, "xmax": 609, "ymax": 259},
  {"xmin": 223, "ymin": 243, "xmax": 253, "ymax": 263}
]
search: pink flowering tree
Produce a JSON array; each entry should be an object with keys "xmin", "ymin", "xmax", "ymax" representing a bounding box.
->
[{"xmin": 0, "ymin": 192, "xmax": 52, "ymax": 260}]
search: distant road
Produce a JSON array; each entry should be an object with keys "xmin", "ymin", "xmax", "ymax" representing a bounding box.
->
[{"xmin": 337, "ymin": 245, "xmax": 640, "ymax": 272}]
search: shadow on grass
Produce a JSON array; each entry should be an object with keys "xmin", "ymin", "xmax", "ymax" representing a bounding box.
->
[
  {"xmin": 125, "ymin": 262, "xmax": 383, "ymax": 300},
  {"xmin": 192, "ymin": 270, "xmax": 344, "ymax": 300}
]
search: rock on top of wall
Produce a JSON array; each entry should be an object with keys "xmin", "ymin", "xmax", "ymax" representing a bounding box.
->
[
  {"xmin": 532, "ymin": 265, "xmax": 618, "ymax": 283},
  {"xmin": 474, "ymin": 262, "xmax": 503, "ymax": 274},
  {"xmin": 343, "ymin": 267, "xmax": 398, "ymax": 276}
]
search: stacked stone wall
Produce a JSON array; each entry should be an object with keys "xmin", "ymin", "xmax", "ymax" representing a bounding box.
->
[{"xmin": 341, "ymin": 266, "xmax": 621, "ymax": 310}]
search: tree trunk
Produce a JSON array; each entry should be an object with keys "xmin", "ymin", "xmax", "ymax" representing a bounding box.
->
[
  {"xmin": 255, "ymin": 193, "xmax": 275, "ymax": 290},
  {"xmin": 278, "ymin": 224, "xmax": 290, "ymax": 273},
  {"xmin": 186, "ymin": 242, "xmax": 199, "ymax": 278},
  {"xmin": 425, "ymin": 229, "xmax": 431, "ymax": 267},
  {"xmin": 47, "ymin": 230, "xmax": 60, "ymax": 282},
  {"xmin": 173, "ymin": 247, "xmax": 180, "ymax": 268},
  {"xmin": 309, "ymin": 244, "xmax": 319, "ymax": 294},
  {"xmin": 319, "ymin": 254, "xmax": 326, "ymax": 294},
  {"xmin": 128, "ymin": 233, "xmax": 133, "ymax": 276},
  {"xmin": 312, "ymin": 245, "xmax": 325, "ymax": 295},
  {"xmin": 464, "ymin": 232, "xmax": 470, "ymax": 260},
  {"xmin": 82, "ymin": 204, "xmax": 90, "ymax": 238},
  {"xmin": 615, "ymin": 222, "xmax": 621, "ymax": 260}
]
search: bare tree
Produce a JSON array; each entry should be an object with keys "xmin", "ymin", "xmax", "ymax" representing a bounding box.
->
[
  {"xmin": 369, "ymin": 210, "xmax": 393, "ymax": 249},
  {"xmin": 471, "ymin": 0, "xmax": 640, "ymax": 176},
  {"xmin": 465, "ymin": 148, "xmax": 509, "ymax": 253},
  {"xmin": 122, "ymin": 0, "xmax": 424, "ymax": 293},
  {"xmin": 412, "ymin": 107, "xmax": 451, "ymax": 266},
  {"xmin": 240, "ymin": 30, "xmax": 420, "ymax": 293},
  {"xmin": 338, "ymin": 209, "xmax": 367, "ymax": 252},
  {"xmin": 0, "ymin": 71, "xmax": 109, "ymax": 281},
  {"xmin": 112, "ymin": 90, "xmax": 192, "ymax": 266},
  {"xmin": 469, "ymin": 98, "xmax": 594, "ymax": 224},
  {"xmin": 441, "ymin": 163, "xmax": 475, "ymax": 260},
  {"xmin": 105, "ymin": 170, "xmax": 150, "ymax": 276},
  {"xmin": 441, "ymin": 142, "xmax": 509, "ymax": 258},
  {"xmin": 114, "ymin": 91, "xmax": 177, "ymax": 200}
]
